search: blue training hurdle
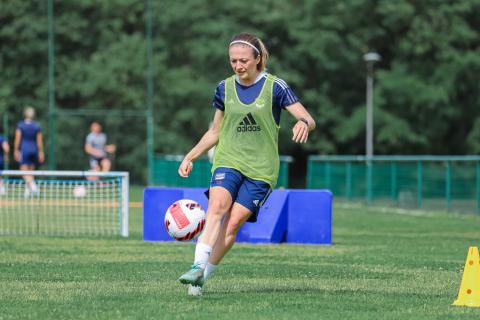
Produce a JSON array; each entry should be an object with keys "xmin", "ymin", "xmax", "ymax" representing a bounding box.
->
[{"xmin": 143, "ymin": 187, "xmax": 332, "ymax": 244}]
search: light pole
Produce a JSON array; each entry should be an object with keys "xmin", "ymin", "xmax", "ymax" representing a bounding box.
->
[{"xmin": 363, "ymin": 52, "xmax": 381, "ymax": 159}]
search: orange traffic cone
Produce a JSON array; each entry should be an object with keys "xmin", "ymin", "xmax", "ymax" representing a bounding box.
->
[{"xmin": 453, "ymin": 246, "xmax": 480, "ymax": 307}]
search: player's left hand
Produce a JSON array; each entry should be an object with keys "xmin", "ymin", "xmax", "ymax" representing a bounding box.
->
[
  {"xmin": 292, "ymin": 120, "xmax": 309, "ymax": 143},
  {"xmin": 106, "ymin": 144, "xmax": 116, "ymax": 154}
]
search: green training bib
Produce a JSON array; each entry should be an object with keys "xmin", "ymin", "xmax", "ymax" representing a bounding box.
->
[{"xmin": 212, "ymin": 74, "xmax": 280, "ymax": 188}]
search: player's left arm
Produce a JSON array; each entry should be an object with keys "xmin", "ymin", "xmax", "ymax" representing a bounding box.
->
[
  {"xmin": 178, "ymin": 109, "xmax": 223, "ymax": 178},
  {"xmin": 105, "ymin": 144, "xmax": 116, "ymax": 154},
  {"xmin": 2, "ymin": 141, "xmax": 9, "ymax": 163},
  {"xmin": 13, "ymin": 128, "xmax": 21, "ymax": 162},
  {"xmin": 286, "ymin": 102, "xmax": 316, "ymax": 143},
  {"xmin": 36, "ymin": 131, "xmax": 45, "ymax": 163}
]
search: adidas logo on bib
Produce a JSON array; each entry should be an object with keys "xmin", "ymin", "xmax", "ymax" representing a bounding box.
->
[{"xmin": 237, "ymin": 113, "xmax": 261, "ymax": 132}]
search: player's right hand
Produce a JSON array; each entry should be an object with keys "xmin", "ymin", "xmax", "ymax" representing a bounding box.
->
[
  {"xmin": 178, "ymin": 159, "xmax": 193, "ymax": 178},
  {"xmin": 38, "ymin": 151, "xmax": 45, "ymax": 164}
]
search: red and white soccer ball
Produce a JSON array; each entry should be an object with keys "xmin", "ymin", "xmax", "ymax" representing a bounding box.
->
[{"xmin": 164, "ymin": 199, "xmax": 206, "ymax": 241}]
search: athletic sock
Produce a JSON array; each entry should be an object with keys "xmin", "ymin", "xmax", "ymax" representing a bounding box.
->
[
  {"xmin": 194, "ymin": 242, "xmax": 212, "ymax": 269},
  {"xmin": 204, "ymin": 262, "xmax": 217, "ymax": 280}
]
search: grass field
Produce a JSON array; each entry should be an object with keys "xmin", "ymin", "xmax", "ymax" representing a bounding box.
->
[{"xmin": 1, "ymin": 186, "xmax": 480, "ymax": 319}]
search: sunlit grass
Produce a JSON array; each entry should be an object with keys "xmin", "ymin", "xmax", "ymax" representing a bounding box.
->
[{"xmin": 0, "ymin": 189, "xmax": 479, "ymax": 319}]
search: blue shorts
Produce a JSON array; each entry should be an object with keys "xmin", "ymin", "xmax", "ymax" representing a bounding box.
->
[
  {"xmin": 206, "ymin": 167, "xmax": 272, "ymax": 223},
  {"xmin": 20, "ymin": 150, "xmax": 38, "ymax": 165},
  {"xmin": 90, "ymin": 157, "xmax": 108, "ymax": 170}
]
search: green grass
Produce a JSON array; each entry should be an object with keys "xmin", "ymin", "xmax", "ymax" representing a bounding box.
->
[{"xmin": 1, "ymin": 186, "xmax": 480, "ymax": 319}]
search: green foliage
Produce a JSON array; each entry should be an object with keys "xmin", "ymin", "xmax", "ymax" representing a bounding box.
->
[{"xmin": 1, "ymin": 0, "xmax": 479, "ymax": 183}]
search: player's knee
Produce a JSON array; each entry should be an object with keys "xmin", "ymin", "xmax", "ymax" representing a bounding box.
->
[
  {"xmin": 206, "ymin": 198, "xmax": 229, "ymax": 219},
  {"xmin": 101, "ymin": 159, "xmax": 111, "ymax": 171},
  {"xmin": 226, "ymin": 217, "xmax": 245, "ymax": 235}
]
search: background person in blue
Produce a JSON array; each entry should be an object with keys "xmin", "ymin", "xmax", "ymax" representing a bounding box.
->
[
  {"xmin": 14, "ymin": 106, "xmax": 44, "ymax": 196},
  {"xmin": 0, "ymin": 132, "xmax": 10, "ymax": 195}
]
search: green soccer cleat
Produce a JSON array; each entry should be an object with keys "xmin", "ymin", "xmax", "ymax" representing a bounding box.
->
[{"xmin": 178, "ymin": 263, "xmax": 205, "ymax": 286}]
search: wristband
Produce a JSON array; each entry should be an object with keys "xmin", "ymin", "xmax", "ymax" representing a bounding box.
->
[{"xmin": 299, "ymin": 118, "xmax": 309, "ymax": 126}]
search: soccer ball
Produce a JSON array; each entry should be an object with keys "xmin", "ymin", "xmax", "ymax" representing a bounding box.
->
[
  {"xmin": 164, "ymin": 199, "xmax": 206, "ymax": 241},
  {"xmin": 73, "ymin": 185, "xmax": 87, "ymax": 198}
]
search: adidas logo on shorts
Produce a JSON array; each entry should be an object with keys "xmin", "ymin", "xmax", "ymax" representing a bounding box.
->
[{"xmin": 237, "ymin": 113, "xmax": 261, "ymax": 132}]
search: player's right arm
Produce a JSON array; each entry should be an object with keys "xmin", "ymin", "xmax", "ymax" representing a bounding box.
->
[
  {"xmin": 2, "ymin": 141, "xmax": 10, "ymax": 154},
  {"xmin": 178, "ymin": 109, "xmax": 223, "ymax": 178},
  {"xmin": 13, "ymin": 128, "xmax": 21, "ymax": 162}
]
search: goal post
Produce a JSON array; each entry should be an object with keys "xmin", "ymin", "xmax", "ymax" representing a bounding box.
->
[{"xmin": 0, "ymin": 170, "xmax": 129, "ymax": 237}]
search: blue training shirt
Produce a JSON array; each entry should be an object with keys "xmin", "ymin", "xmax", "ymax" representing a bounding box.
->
[
  {"xmin": 212, "ymin": 72, "xmax": 299, "ymax": 125},
  {"xmin": 16, "ymin": 120, "xmax": 41, "ymax": 152}
]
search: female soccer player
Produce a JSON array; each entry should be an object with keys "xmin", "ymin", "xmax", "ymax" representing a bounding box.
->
[
  {"xmin": 14, "ymin": 106, "xmax": 44, "ymax": 197},
  {"xmin": 177, "ymin": 32, "xmax": 316, "ymax": 295}
]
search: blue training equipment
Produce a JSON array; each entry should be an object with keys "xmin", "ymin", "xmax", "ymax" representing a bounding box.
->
[
  {"xmin": 236, "ymin": 189, "xmax": 289, "ymax": 243},
  {"xmin": 143, "ymin": 187, "xmax": 332, "ymax": 244}
]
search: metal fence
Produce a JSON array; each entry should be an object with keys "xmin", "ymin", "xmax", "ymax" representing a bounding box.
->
[
  {"xmin": 152, "ymin": 154, "xmax": 293, "ymax": 189},
  {"xmin": 307, "ymin": 155, "xmax": 480, "ymax": 214}
]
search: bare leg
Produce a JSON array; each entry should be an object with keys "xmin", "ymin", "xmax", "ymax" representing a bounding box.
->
[
  {"xmin": 209, "ymin": 202, "xmax": 252, "ymax": 265},
  {"xmin": 100, "ymin": 158, "xmax": 111, "ymax": 172},
  {"xmin": 20, "ymin": 164, "xmax": 35, "ymax": 185},
  {"xmin": 197, "ymin": 186, "xmax": 233, "ymax": 247},
  {"xmin": 179, "ymin": 186, "xmax": 233, "ymax": 287},
  {"xmin": 87, "ymin": 163, "xmax": 100, "ymax": 181}
]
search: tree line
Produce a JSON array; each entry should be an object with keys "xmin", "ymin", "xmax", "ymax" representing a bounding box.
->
[{"xmin": 1, "ymin": 0, "xmax": 479, "ymax": 183}]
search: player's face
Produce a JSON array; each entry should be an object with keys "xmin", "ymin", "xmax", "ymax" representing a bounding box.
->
[
  {"xmin": 91, "ymin": 123, "xmax": 102, "ymax": 133},
  {"xmin": 229, "ymin": 45, "xmax": 260, "ymax": 86}
]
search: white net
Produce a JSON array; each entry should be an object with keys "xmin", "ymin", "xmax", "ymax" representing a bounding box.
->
[{"xmin": 0, "ymin": 170, "xmax": 129, "ymax": 237}]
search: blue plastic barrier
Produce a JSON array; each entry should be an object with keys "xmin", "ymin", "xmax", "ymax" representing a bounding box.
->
[
  {"xmin": 286, "ymin": 190, "xmax": 332, "ymax": 244},
  {"xmin": 143, "ymin": 187, "xmax": 332, "ymax": 244},
  {"xmin": 143, "ymin": 188, "xmax": 183, "ymax": 241},
  {"xmin": 236, "ymin": 189, "xmax": 289, "ymax": 243}
]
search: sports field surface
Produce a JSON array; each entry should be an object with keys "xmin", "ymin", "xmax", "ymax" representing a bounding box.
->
[{"xmin": 1, "ymin": 186, "xmax": 479, "ymax": 319}]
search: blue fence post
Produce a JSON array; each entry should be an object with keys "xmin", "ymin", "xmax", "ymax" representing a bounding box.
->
[
  {"xmin": 445, "ymin": 161, "xmax": 451, "ymax": 211},
  {"xmin": 325, "ymin": 162, "xmax": 331, "ymax": 190},
  {"xmin": 346, "ymin": 161, "xmax": 352, "ymax": 200},
  {"xmin": 390, "ymin": 162, "xmax": 397, "ymax": 205},
  {"xmin": 306, "ymin": 157, "xmax": 312, "ymax": 189},
  {"xmin": 366, "ymin": 160, "xmax": 373, "ymax": 204},
  {"xmin": 417, "ymin": 161, "xmax": 423, "ymax": 208}
]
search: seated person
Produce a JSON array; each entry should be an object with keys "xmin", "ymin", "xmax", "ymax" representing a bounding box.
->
[{"xmin": 84, "ymin": 121, "xmax": 116, "ymax": 177}]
